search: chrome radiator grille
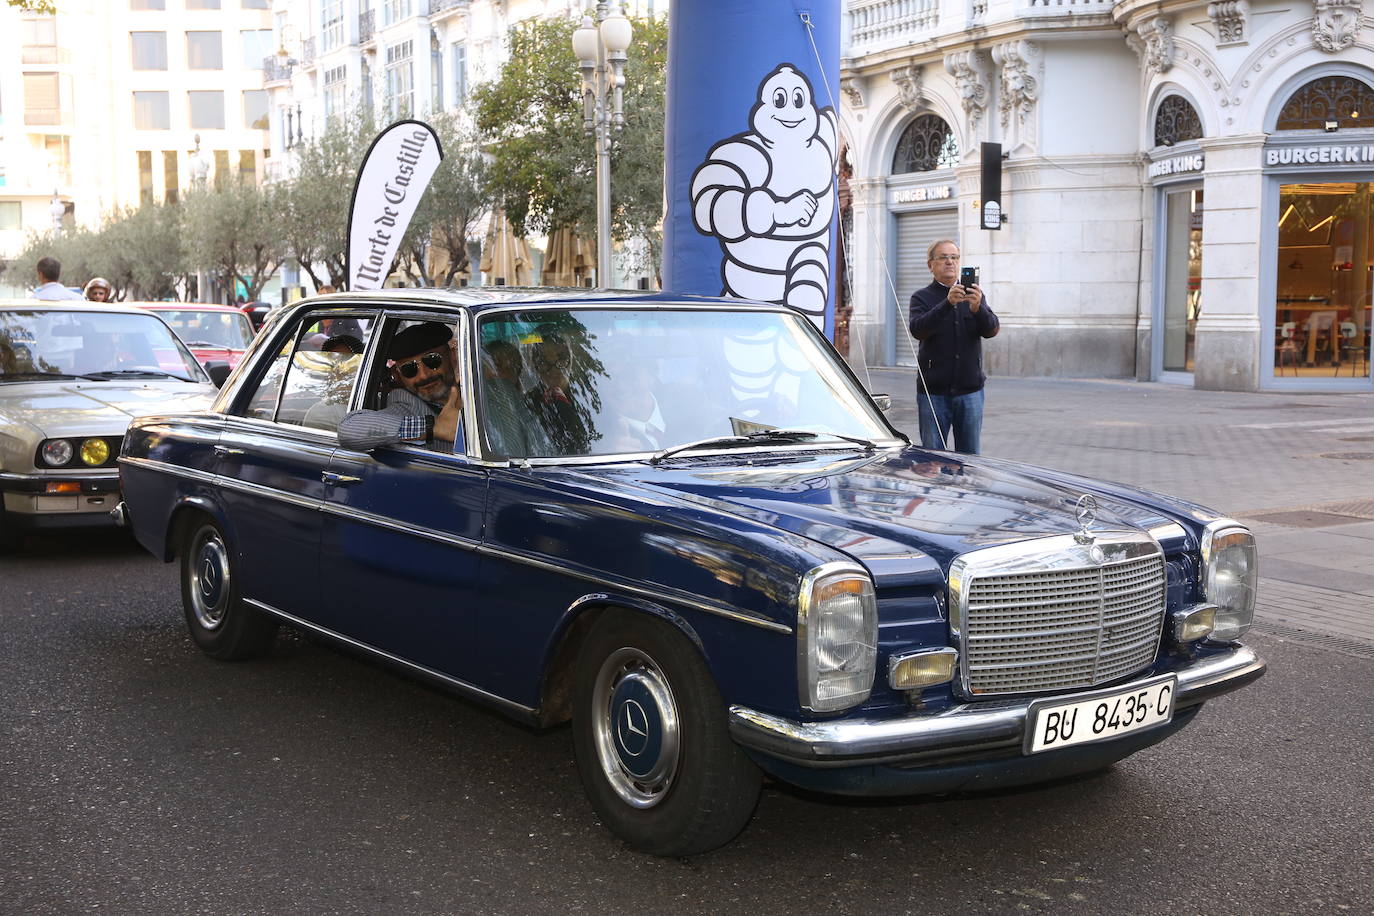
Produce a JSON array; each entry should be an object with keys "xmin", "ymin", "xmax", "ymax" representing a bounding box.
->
[{"xmin": 950, "ymin": 534, "xmax": 1167, "ymax": 697}]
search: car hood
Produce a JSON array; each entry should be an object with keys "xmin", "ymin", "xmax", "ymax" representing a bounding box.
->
[
  {"xmin": 565, "ymin": 447, "xmax": 1196, "ymax": 579},
  {"xmin": 0, "ymin": 380, "xmax": 217, "ymax": 439}
]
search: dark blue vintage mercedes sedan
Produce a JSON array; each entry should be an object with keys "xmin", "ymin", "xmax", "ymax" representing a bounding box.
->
[{"xmin": 115, "ymin": 288, "xmax": 1265, "ymax": 855}]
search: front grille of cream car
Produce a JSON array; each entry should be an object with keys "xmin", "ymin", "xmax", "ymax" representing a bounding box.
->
[{"xmin": 951, "ymin": 534, "xmax": 1167, "ymax": 697}]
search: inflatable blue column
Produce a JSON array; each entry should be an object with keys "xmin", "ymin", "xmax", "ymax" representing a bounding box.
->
[{"xmin": 662, "ymin": 0, "xmax": 841, "ymax": 338}]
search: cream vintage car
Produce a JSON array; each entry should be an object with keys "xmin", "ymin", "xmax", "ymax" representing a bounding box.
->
[{"xmin": 0, "ymin": 300, "xmax": 217, "ymax": 551}]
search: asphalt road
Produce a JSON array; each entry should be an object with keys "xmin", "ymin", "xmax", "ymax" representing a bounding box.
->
[{"xmin": 3, "ymin": 529, "xmax": 1371, "ymax": 915}]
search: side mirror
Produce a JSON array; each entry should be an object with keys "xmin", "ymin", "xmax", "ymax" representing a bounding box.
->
[
  {"xmin": 871, "ymin": 393, "xmax": 893, "ymax": 412},
  {"xmin": 205, "ymin": 361, "xmax": 231, "ymax": 388}
]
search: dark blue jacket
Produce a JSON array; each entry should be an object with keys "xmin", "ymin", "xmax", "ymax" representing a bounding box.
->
[{"xmin": 908, "ymin": 280, "xmax": 1000, "ymax": 396}]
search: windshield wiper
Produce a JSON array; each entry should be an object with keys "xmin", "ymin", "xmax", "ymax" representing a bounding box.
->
[
  {"xmin": 180, "ymin": 340, "xmax": 221, "ymax": 348},
  {"xmin": 81, "ymin": 369, "xmax": 193, "ymax": 382},
  {"xmin": 0, "ymin": 371, "xmax": 104, "ymax": 382},
  {"xmin": 649, "ymin": 428, "xmax": 875, "ymax": 465}
]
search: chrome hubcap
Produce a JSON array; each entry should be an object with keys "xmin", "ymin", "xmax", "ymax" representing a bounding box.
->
[
  {"xmin": 591, "ymin": 646, "xmax": 680, "ymax": 809},
  {"xmin": 189, "ymin": 528, "xmax": 230, "ymax": 631}
]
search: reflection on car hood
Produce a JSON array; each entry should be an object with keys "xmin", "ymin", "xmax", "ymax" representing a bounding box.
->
[
  {"xmin": 0, "ymin": 380, "xmax": 217, "ymax": 438},
  {"xmin": 568, "ymin": 447, "xmax": 1194, "ymax": 573}
]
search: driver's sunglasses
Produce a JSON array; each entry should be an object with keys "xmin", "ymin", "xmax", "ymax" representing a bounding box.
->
[
  {"xmin": 395, "ymin": 351, "xmax": 444, "ymax": 379},
  {"xmin": 534, "ymin": 353, "xmax": 571, "ymax": 371}
]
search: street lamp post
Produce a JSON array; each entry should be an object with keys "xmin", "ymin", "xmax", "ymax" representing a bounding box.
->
[{"xmin": 572, "ymin": 3, "xmax": 632, "ymax": 287}]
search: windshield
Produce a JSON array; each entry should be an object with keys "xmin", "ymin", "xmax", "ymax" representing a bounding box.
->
[
  {"xmin": 153, "ymin": 309, "xmax": 255, "ymax": 349},
  {"xmin": 0, "ymin": 309, "xmax": 204, "ymax": 381},
  {"xmin": 475, "ymin": 307, "xmax": 894, "ymax": 459}
]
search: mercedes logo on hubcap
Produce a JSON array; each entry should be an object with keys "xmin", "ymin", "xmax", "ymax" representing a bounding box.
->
[{"xmin": 615, "ymin": 699, "xmax": 651, "ymax": 757}]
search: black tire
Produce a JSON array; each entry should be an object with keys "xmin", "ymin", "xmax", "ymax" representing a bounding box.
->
[
  {"xmin": 179, "ymin": 516, "xmax": 277, "ymax": 660},
  {"xmin": 571, "ymin": 610, "xmax": 762, "ymax": 856}
]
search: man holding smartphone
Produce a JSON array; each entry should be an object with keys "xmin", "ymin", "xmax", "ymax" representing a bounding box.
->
[{"xmin": 907, "ymin": 238, "xmax": 1000, "ymax": 454}]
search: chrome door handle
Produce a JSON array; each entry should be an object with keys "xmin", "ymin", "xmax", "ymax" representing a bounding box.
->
[
  {"xmin": 213, "ymin": 445, "xmax": 244, "ymax": 457},
  {"xmin": 321, "ymin": 472, "xmax": 362, "ymax": 486}
]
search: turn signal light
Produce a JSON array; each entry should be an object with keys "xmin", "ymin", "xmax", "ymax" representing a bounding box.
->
[
  {"xmin": 1171, "ymin": 604, "xmax": 1217, "ymax": 645},
  {"xmin": 46, "ymin": 482, "xmax": 81, "ymax": 494},
  {"xmin": 889, "ymin": 648, "xmax": 959, "ymax": 690}
]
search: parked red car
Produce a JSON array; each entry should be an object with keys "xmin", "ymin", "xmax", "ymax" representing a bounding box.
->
[{"xmin": 135, "ymin": 303, "xmax": 256, "ymax": 369}]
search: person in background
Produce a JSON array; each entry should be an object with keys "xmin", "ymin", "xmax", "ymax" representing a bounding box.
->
[
  {"xmin": 908, "ymin": 238, "xmax": 999, "ymax": 455},
  {"xmin": 84, "ymin": 277, "xmax": 113, "ymax": 302},
  {"xmin": 525, "ymin": 332, "xmax": 592, "ymax": 454},
  {"xmin": 337, "ymin": 322, "xmax": 464, "ymax": 453},
  {"xmin": 31, "ymin": 257, "xmax": 83, "ymax": 301}
]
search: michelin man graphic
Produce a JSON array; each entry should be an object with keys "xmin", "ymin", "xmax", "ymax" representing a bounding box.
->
[{"xmin": 691, "ymin": 64, "xmax": 837, "ymax": 329}]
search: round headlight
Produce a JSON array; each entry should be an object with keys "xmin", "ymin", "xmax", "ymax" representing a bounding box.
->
[
  {"xmin": 41, "ymin": 440, "xmax": 74, "ymax": 466},
  {"xmin": 80, "ymin": 438, "xmax": 111, "ymax": 466}
]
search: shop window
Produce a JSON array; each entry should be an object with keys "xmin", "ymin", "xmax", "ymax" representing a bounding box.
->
[
  {"xmin": 1161, "ymin": 189, "xmax": 1202, "ymax": 373},
  {"xmin": 891, "ymin": 115, "xmax": 958, "ymax": 173},
  {"xmin": 1275, "ymin": 182, "xmax": 1372, "ymax": 379},
  {"xmin": 1275, "ymin": 77, "xmax": 1374, "ymax": 132},
  {"xmin": 1153, "ymin": 95, "xmax": 1202, "ymax": 147}
]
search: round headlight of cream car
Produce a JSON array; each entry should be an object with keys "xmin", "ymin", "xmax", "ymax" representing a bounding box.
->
[{"xmin": 41, "ymin": 439, "xmax": 74, "ymax": 467}]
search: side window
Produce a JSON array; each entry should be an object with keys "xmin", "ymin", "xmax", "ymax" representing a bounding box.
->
[
  {"xmin": 236, "ymin": 312, "xmax": 375, "ymax": 427},
  {"xmin": 277, "ymin": 315, "xmax": 377, "ymax": 431},
  {"xmin": 242, "ymin": 336, "xmax": 292, "ymax": 421}
]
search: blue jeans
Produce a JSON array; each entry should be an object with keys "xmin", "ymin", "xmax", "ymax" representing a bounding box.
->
[{"xmin": 917, "ymin": 389, "xmax": 985, "ymax": 454}]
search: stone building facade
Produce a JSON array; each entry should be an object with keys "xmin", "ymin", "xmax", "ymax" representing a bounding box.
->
[{"xmin": 841, "ymin": 0, "xmax": 1373, "ymax": 391}]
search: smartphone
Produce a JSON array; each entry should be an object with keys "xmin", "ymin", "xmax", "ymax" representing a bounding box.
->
[{"xmin": 960, "ymin": 266, "xmax": 979, "ymax": 288}]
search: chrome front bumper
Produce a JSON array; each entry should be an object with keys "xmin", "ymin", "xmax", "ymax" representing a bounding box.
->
[{"xmin": 728, "ymin": 645, "xmax": 1266, "ymax": 768}]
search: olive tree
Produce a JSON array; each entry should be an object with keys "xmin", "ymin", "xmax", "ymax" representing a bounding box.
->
[
  {"xmin": 182, "ymin": 179, "xmax": 287, "ymax": 302},
  {"xmin": 394, "ymin": 109, "xmax": 489, "ymax": 287},
  {"xmin": 471, "ymin": 14, "xmax": 668, "ymax": 260}
]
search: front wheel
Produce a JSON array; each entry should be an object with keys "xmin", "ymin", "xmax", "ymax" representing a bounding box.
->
[
  {"xmin": 180, "ymin": 516, "xmax": 277, "ymax": 660},
  {"xmin": 572, "ymin": 611, "xmax": 762, "ymax": 856}
]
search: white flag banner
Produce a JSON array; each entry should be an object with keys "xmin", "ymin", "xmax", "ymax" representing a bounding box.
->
[{"xmin": 346, "ymin": 119, "xmax": 444, "ymax": 291}]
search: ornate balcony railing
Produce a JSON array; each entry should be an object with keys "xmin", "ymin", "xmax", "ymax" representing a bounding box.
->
[
  {"xmin": 262, "ymin": 55, "xmax": 292, "ymax": 83},
  {"xmin": 849, "ymin": 0, "xmax": 940, "ymax": 53},
  {"xmin": 427, "ymin": 0, "xmax": 471, "ymax": 14},
  {"xmin": 359, "ymin": 9, "xmax": 376, "ymax": 45}
]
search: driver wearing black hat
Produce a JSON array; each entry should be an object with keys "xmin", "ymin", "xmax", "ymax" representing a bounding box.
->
[{"xmin": 338, "ymin": 322, "xmax": 464, "ymax": 452}]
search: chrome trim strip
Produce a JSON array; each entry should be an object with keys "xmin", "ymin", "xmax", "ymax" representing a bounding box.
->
[
  {"xmin": 123, "ymin": 461, "xmax": 792, "ymax": 635},
  {"xmin": 0, "ymin": 470, "xmax": 120, "ymax": 482},
  {"xmin": 119, "ymin": 456, "xmax": 218, "ymax": 485},
  {"xmin": 244, "ymin": 599, "xmax": 538, "ymax": 721},
  {"xmin": 728, "ymin": 645, "xmax": 1266, "ymax": 766},
  {"xmin": 474, "ymin": 543, "xmax": 795, "ymax": 635}
]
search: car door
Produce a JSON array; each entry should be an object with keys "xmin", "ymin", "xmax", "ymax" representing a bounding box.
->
[
  {"xmin": 317, "ymin": 310, "xmax": 489, "ymax": 681},
  {"xmin": 214, "ymin": 309, "xmax": 378, "ymax": 617}
]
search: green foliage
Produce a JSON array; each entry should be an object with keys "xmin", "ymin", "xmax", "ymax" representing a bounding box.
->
[
  {"xmin": 8, "ymin": 200, "xmax": 187, "ymax": 300},
  {"xmin": 281, "ymin": 106, "xmax": 383, "ymax": 290},
  {"xmin": 7, "ymin": 1, "xmax": 57, "ymax": 13},
  {"xmin": 472, "ymin": 14, "xmax": 667, "ymax": 255},
  {"xmin": 182, "ymin": 179, "xmax": 287, "ymax": 301},
  {"xmin": 398, "ymin": 109, "xmax": 489, "ymax": 287}
]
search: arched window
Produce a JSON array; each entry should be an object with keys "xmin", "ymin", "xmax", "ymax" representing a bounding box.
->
[
  {"xmin": 1275, "ymin": 76, "xmax": 1374, "ymax": 131},
  {"xmin": 891, "ymin": 114, "xmax": 958, "ymax": 173},
  {"xmin": 1153, "ymin": 95, "xmax": 1203, "ymax": 147}
]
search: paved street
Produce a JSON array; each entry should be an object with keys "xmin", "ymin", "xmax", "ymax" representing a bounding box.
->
[{"xmin": 3, "ymin": 375, "xmax": 1373, "ymax": 914}]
